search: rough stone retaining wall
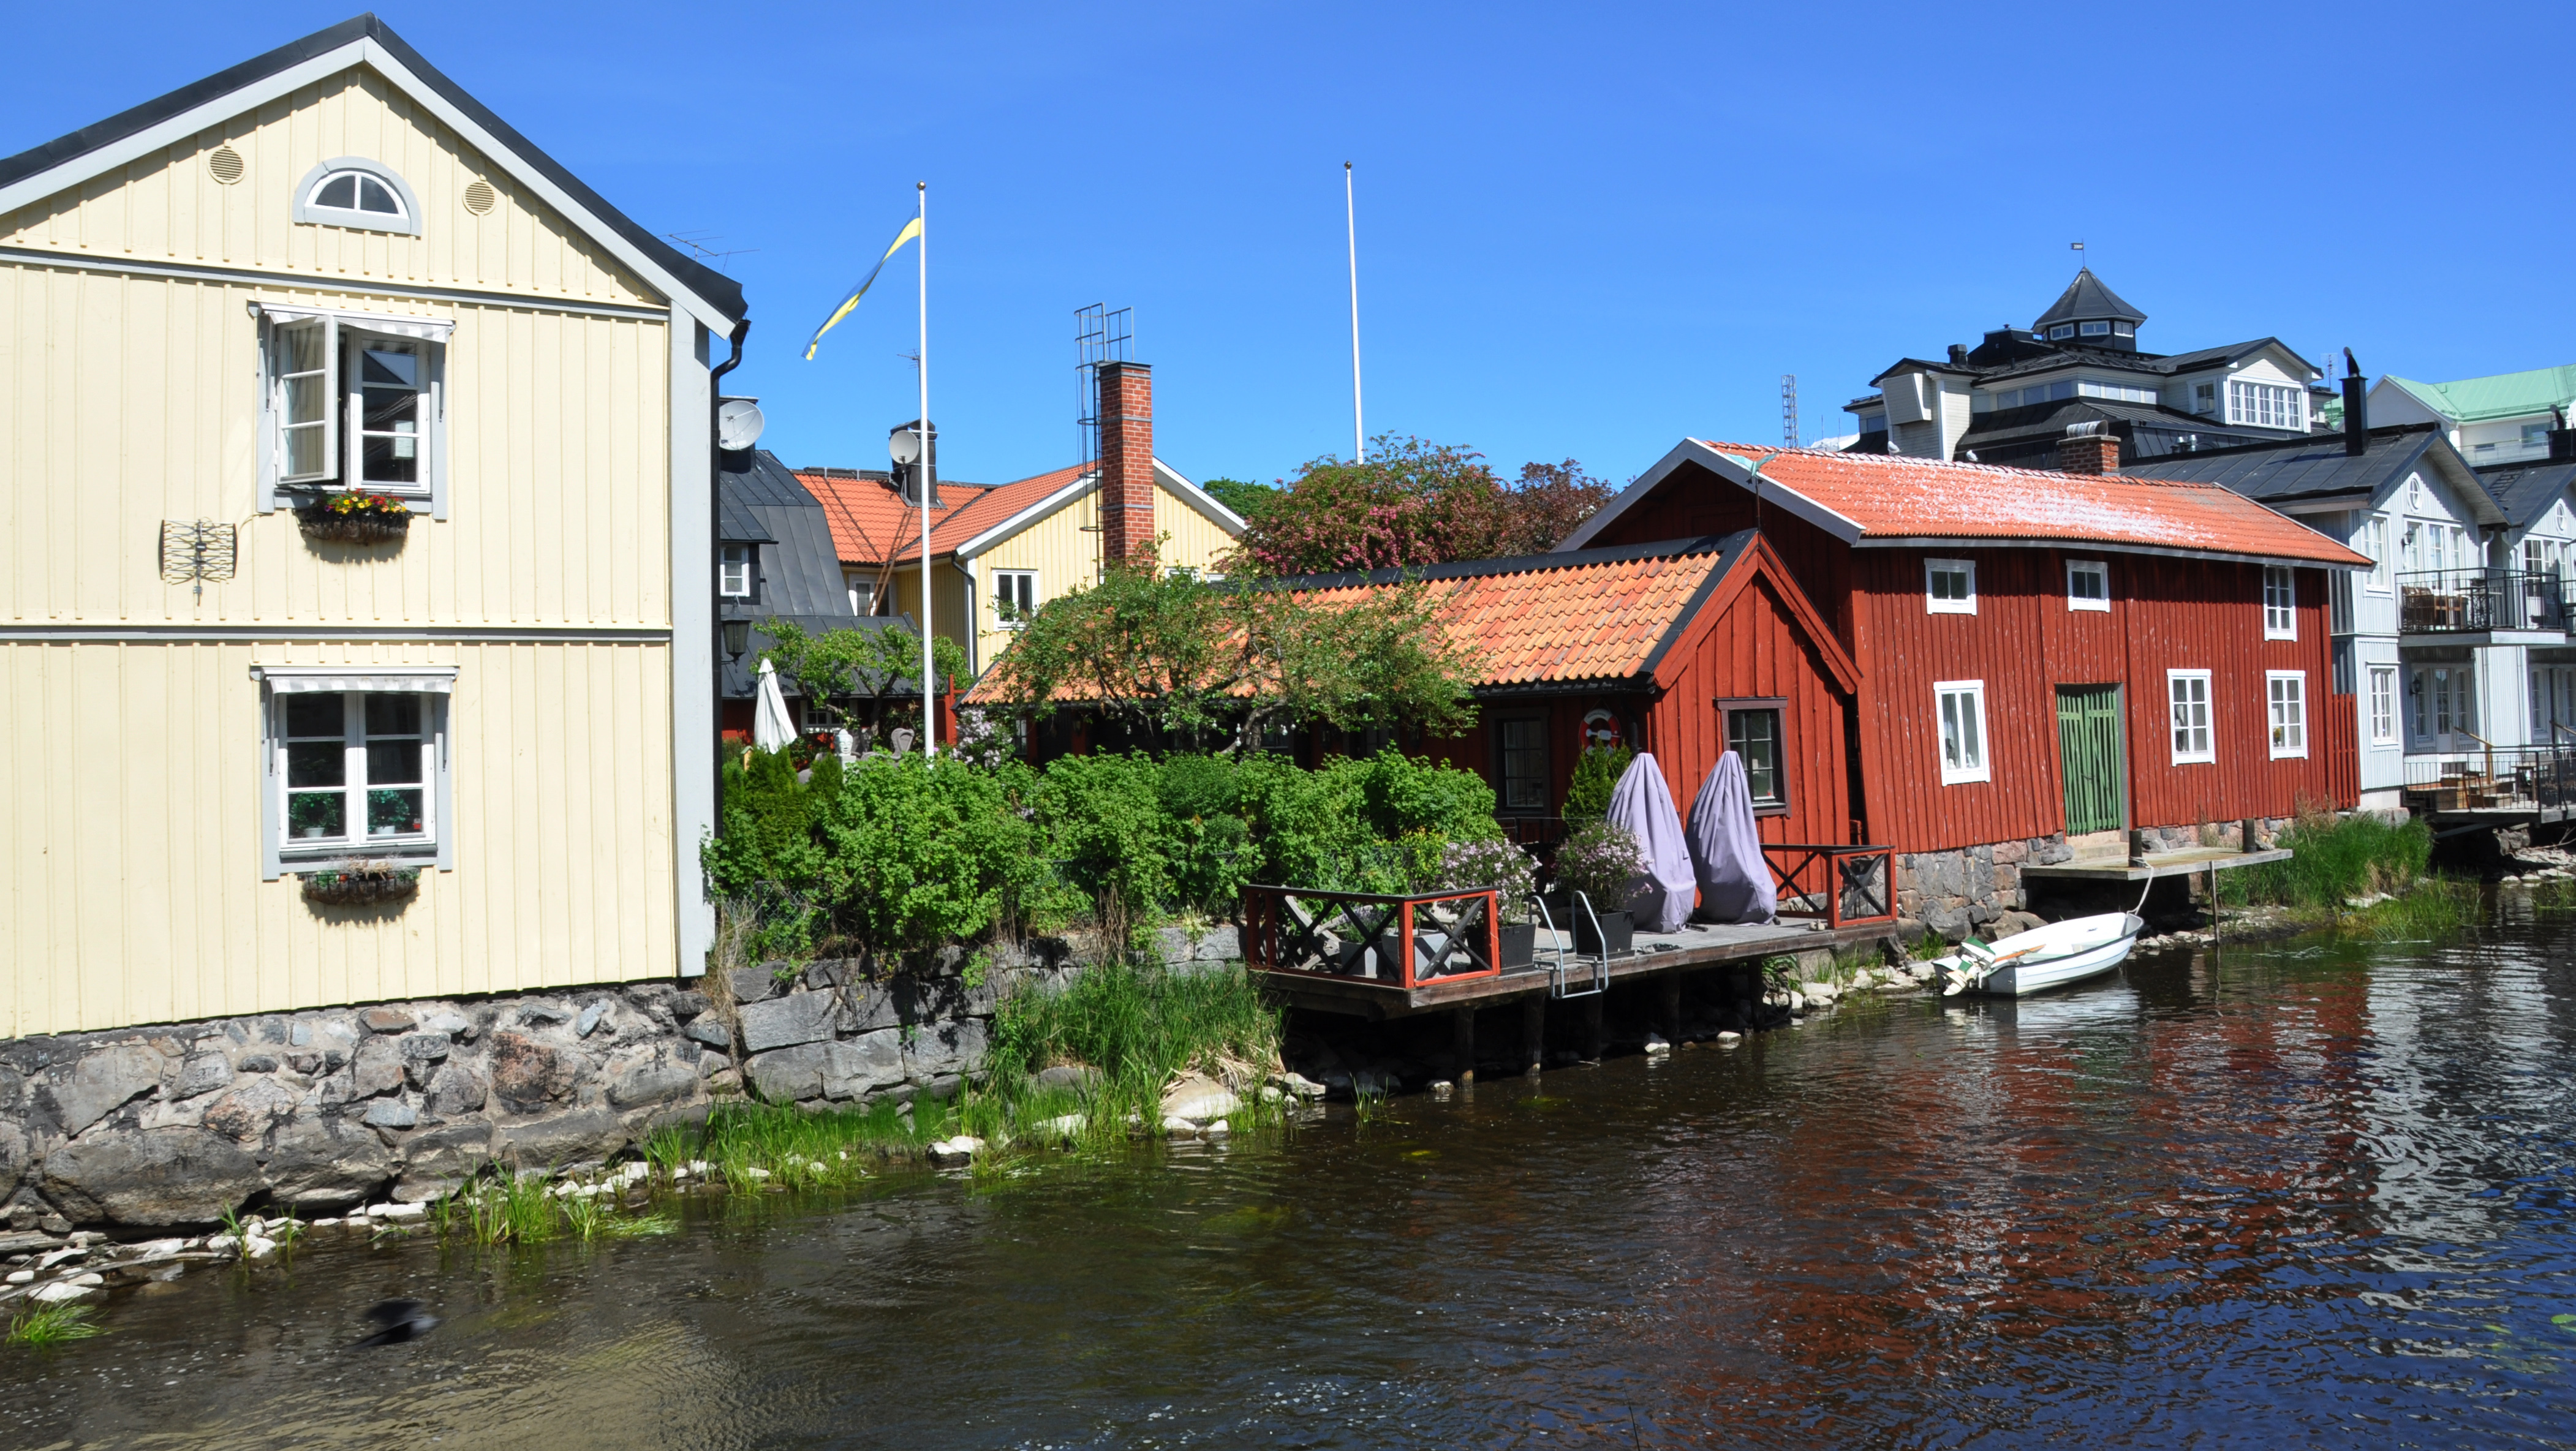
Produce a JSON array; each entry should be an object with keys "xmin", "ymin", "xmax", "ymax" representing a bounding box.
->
[{"xmin": 0, "ymin": 927, "xmax": 1243, "ymax": 1234}]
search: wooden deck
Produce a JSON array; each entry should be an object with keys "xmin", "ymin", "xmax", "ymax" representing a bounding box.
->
[
  {"xmin": 1259, "ymin": 916, "xmax": 1892, "ymax": 1020},
  {"xmin": 2020, "ymin": 846, "xmax": 2291, "ymax": 883}
]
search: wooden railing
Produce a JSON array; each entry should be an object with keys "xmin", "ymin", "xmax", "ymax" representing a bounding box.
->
[
  {"xmin": 1758, "ymin": 843, "xmax": 1896, "ymax": 929},
  {"xmin": 1241, "ymin": 885, "xmax": 1501, "ymax": 991}
]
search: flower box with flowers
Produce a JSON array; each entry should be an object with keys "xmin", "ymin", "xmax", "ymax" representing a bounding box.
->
[
  {"xmin": 294, "ymin": 491, "xmax": 414, "ymax": 545},
  {"xmin": 300, "ymin": 861, "xmax": 421, "ymax": 907}
]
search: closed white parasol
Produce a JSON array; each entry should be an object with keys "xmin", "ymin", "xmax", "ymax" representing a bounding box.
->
[{"xmin": 753, "ymin": 658, "xmax": 797, "ymax": 753}]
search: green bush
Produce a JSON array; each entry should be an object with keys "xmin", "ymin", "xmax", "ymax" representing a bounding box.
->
[
  {"xmin": 814, "ymin": 755, "xmax": 1041, "ymax": 951},
  {"xmin": 1030, "ymin": 753, "xmax": 1175, "ymax": 929},
  {"xmin": 2226, "ymin": 811, "xmax": 2433, "ymax": 909},
  {"xmin": 1563, "ymin": 744, "xmax": 1632, "ymax": 820}
]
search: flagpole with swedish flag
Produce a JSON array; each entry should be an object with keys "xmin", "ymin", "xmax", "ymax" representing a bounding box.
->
[{"xmin": 804, "ymin": 186, "xmax": 935, "ymax": 761}]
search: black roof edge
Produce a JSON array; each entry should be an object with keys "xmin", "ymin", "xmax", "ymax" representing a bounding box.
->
[
  {"xmin": 0, "ymin": 13, "xmax": 745, "ymax": 326},
  {"xmin": 2127, "ymin": 420, "xmax": 2441, "ymax": 468},
  {"xmin": 1245, "ymin": 532, "xmax": 1747, "ymax": 593}
]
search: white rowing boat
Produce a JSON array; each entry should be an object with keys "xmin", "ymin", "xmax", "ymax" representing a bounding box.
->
[{"xmin": 1934, "ymin": 912, "xmax": 2145, "ymax": 998}]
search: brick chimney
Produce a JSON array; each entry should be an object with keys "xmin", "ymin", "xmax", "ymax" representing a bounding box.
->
[
  {"xmin": 2055, "ymin": 422, "xmax": 2120, "ymax": 475},
  {"xmin": 1097, "ymin": 361, "xmax": 1154, "ymax": 565}
]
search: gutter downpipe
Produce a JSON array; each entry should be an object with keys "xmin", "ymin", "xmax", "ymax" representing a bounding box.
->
[{"xmin": 710, "ymin": 317, "xmax": 752, "ymax": 839}]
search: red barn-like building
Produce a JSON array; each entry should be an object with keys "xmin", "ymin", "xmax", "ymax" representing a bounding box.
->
[{"xmin": 1560, "ymin": 440, "xmax": 2370, "ymax": 930}]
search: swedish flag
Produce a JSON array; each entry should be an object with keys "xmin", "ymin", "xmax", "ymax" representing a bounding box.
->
[{"xmin": 802, "ymin": 216, "xmax": 923, "ymax": 360}]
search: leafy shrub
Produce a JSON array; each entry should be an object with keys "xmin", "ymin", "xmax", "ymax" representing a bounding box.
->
[
  {"xmin": 1030, "ymin": 753, "xmax": 1174, "ymax": 932},
  {"xmin": 1563, "ymin": 744, "xmax": 1632, "ymax": 820},
  {"xmin": 1437, "ymin": 837, "xmax": 1539, "ymax": 921},
  {"xmin": 814, "ymin": 755, "xmax": 1040, "ymax": 951},
  {"xmin": 1555, "ymin": 818, "xmax": 1644, "ymax": 906}
]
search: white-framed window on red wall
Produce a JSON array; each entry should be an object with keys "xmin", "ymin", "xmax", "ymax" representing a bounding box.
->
[
  {"xmin": 2267, "ymin": 671, "xmax": 2308, "ymax": 758},
  {"xmin": 2262, "ymin": 566, "xmax": 2297, "ymax": 639},
  {"xmin": 2168, "ymin": 669, "xmax": 2214, "ymax": 764},
  {"xmin": 1933, "ymin": 680, "xmax": 1990, "ymax": 784}
]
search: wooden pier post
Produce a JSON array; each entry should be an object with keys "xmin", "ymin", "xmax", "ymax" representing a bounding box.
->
[
  {"xmin": 1452, "ymin": 1006, "xmax": 1476, "ymax": 1085},
  {"xmin": 1520, "ymin": 994, "xmax": 1544, "ymax": 1076}
]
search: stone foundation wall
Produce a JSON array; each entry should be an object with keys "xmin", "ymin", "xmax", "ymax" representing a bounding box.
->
[{"xmin": 0, "ymin": 928, "xmax": 1242, "ymax": 1233}]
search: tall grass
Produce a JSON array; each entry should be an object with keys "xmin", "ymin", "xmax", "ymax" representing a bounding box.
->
[
  {"xmin": 2223, "ymin": 812, "xmax": 2434, "ymax": 910},
  {"xmin": 983, "ymin": 959, "xmax": 1283, "ymax": 1131},
  {"xmin": 6, "ymin": 1303, "xmax": 104, "ymax": 1348}
]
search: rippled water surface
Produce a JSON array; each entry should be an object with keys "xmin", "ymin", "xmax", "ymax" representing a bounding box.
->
[{"xmin": 11, "ymin": 916, "xmax": 2576, "ymax": 1449}]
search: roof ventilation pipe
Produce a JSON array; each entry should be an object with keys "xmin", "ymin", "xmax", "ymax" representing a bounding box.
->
[
  {"xmin": 2550, "ymin": 407, "xmax": 2576, "ymax": 464},
  {"xmin": 2343, "ymin": 349, "xmax": 2369, "ymax": 458}
]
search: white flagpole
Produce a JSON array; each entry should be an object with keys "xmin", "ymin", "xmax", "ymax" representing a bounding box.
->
[
  {"xmin": 1345, "ymin": 161, "xmax": 1362, "ymax": 464},
  {"xmin": 917, "ymin": 180, "xmax": 935, "ymax": 764}
]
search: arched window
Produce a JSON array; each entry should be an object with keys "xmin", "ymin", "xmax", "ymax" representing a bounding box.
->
[{"xmin": 292, "ymin": 157, "xmax": 421, "ymax": 236}]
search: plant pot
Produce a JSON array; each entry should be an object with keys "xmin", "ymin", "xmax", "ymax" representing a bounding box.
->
[
  {"xmin": 301, "ymin": 867, "xmax": 420, "ymax": 907},
  {"xmin": 1573, "ymin": 908, "xmax": 1633, "ymax": 957},
  {"xmin": 1498, "ymin": 921, "xmax": 1536, "ymax": 970},
  {"xmin": 296, "ymin": 505, "xmax": 413, "ymax": 546}
]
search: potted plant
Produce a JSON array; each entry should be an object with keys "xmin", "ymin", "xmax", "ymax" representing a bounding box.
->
[
  {"xmin": 1554, "ymin": 818, "xmax": 1644, "ymax": 957},
  {"xmin": 301, "ymin": 859, "xmax": 421, "ymax": 907},
  {"xmin": 1437, "ymin": 837, "xmax": 1539, "ymax": 969},
  {"xmin": 295, "ymin": 490, "xmax": 414, "ymax": 545}
]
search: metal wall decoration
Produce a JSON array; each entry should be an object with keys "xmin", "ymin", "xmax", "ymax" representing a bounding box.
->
[{"xmin": 159, "ymin": 519, "xmax": 238, "ymax": 595}]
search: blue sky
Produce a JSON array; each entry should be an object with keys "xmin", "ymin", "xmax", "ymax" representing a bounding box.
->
[{"xmin": 7, "ymin": 2, "xmax": 2570, "ymax": 490}]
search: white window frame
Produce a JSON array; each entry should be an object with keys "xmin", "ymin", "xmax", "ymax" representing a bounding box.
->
[
  {"xmin": 291, "ymin": 157, "xmax": 423, "ymax": 236},
  {"xmin": 1933, "ymin": 679, "xmax": 1990, "ymax": 785},
  {"xmin": 847, "ymin": 574, "xmax": 878, "ymax": 617},
  {"xmin": 2266, "ymin": 671, "xmax": 2308, "ymax": 758},
  {"xmin": 720, "ymin": 545, "xmax": 754, "ymax": 598},
  {"xmin": 1926, "ymin": 558, "xmax": 1976, "ymax": 615},
  {"xmin": 2368, "ymin": 666, "xmax": 2396, "ymax": 744},
  {"xmin": 2066, "ymin": 559, "xmax": 2109, "ymax": 612},
  {"xmin": 2362, "ymin": 515, "xmax": 2390, "ymax": 593},
  {"xmin": 992, "ymin": 568, "xmax": 1038, "ymax": 626},
  {"xmin": 256, "ymin": 304, "xmax": 452, "ymax": 518},
  {"xmin": 254, "ymin": 667, "xmax": 456, "ymax": 880},
  {"xmin": 2167, "ymin": 669, "xmax": 2215, "ymax": 764},
  {"xmin": 2262, "ymin": 565, "xmax": 2297, "ymax": 639},
  {"xmin": 2228, "ymin": 379, "xmax": 2305, "ymax": 431}
]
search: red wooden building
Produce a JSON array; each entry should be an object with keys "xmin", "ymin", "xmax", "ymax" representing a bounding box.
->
[{"xmin": 1560, "ymin": 439, "xmax": 2371, "ymax": 859}]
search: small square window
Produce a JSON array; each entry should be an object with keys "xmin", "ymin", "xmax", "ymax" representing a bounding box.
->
[
  {"xmin": 2067, "ymin": 559, "xmax": 2109, "ymax": 611},
  {"xmin": 1935, "ymin": 681, "xmax": 1990, "ymax": 785},
  {"xmin": 271, "ymin": 687, "xmax": 445, "ymax": 864},
  {"xmin": 720, "ymin": 545, "xmax": 754, "ymax": 598},
  {"xmin": 2049, "ymin": 324, "xmax": 2076, "ymax": 341},
  {"xmin": 1926, "ymin": 558, "xmax": 1976, "ymax": 614},
  {"xmin": 992, "ymin": 570, "xmax": 1038, "ymax": 625},
  {"xmin": 1720, "ymin": 701, "xmax": 1786, "ymax": 812}
]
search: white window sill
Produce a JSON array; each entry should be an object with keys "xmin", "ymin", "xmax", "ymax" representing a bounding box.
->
[
  {"xmin": 2068, "ymin": 598, "xmax": 2109, "ymax": 613},
  {"xmin": 2170, "ymin": 755, "xmax": 2215, "ymax": 766},
  {"xmin": 1938, "ymin": 768, "xmax": 1991, "ymax": 786},
  {"xmin": 2268, "ymin": 745, "xmax": 2309, "ymax": 759},
  {"xmin": 2262, "ymin": 629, "xmax": 2297, "ymax": 641}
]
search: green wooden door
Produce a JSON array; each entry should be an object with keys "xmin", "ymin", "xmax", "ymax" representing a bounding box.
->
[{"xmin": 2055, "ymin": 684, "xmax": 2125, "ymax": 835}]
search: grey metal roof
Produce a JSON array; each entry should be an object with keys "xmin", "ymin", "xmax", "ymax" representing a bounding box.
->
[
  {"xmin": 2118, "ymin": 423, "xmax": 2470, "ymax": 509},
  {"xmin": 2477, "ymin": 461, "xmax": 2576, "ymax": 530},
  {"xmin": 2033, "ymin": 268, "xmax": 2147, "ymax": 329},
  {"xmin": 719, "ymin": 450, "xmax": 853, "ymax": 622},
  {"xmin": 0, "ymin": 14, "xmax": 746, "ymax": 325}
]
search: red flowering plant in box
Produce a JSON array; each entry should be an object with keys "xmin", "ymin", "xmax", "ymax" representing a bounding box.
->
[{"xmin": 318, "ymin": 491, "xmax": 409, "ymax": 517}]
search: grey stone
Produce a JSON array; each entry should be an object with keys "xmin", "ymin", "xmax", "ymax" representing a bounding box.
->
[
  {"xmin": 1993, "ymin": 910, "xmax": 2047, "ymax": 938},
  {"xmin": 361, "ymin": 1100, "xmax": 418, "ymax": 1129},
  {"xmin": 517, "ymin": 1003, "xmax": 571, "ymax": 1027},
  {"xmin": 236, "ymin": 1054, "xmax": 279, "ymax": 1074},
  {"xmin": 903, "ymin": 1019, "xmax": 989, "ymax": 1082},
  {"xmin": 492, "ymin": 1107, "xmax": 627, "ymax": 1169},
  {"xmin": 727, "ymin": 965, "xmax": 779, "ymax": 1004},
  {"xmin": 425, "ymin": 1063, "xmax": 486, "ymax": 1115},
  {"xmin": 744, "ymin": 1042, "xmax": 830, "ymax": 1104},
  {"xmin": 736, "ymin": 990, "xmax": 839, "ymax": 1054},
  {"xmin": 488, "ymin": 1031, "xmax": 573, "ymax": 1110},
  {"xmin": 399, "ymin": 1032, "xmax": 451, "ymax": 1063},
  {"xmin": 1032, "ymin": 1065, "xmax": 1100, "ymax": 1093},
  {"xmin": 357, "ymin": 1008, "xmax": 415, "ymax": 1033},
  {"xmin": 1154, "ymin": 927, "xmax": 1195, "ymax": 964},
  {"xmin": 697, "ymin": 1052, "xmax": 732, "ymax": 1078},
  {"xmin": 397, "ymin": 1119, "xmax": 493, "ymax": 1192},
  {"xmin": 289, "ymin": 1020, "xmax": 314, "ymax": 1047},
  {"xmin": 173, "ymin": 1053, "xmax": 233, "ymax": 1099},
  {"xmin": 845, "ymin": 978, "xmax": 902, "ymax": 1032},
  {"xmin": 200, "ymin": 1077, "xmax": 298, "ymax": 1141},
  {"xmin": 41, "ymin": 1129, "xmax": 262, "ymax": 1227},
  {"xmin": 606, "ymin": 1060, "xmax": 698, "ymax": 1110},
  {"xmin": 349, "ymin": 1036, "xmax": 406, "ymax": 1098},
  {"xmin": 0, "ymin": 1123, "xmax": 25, "ymax": 1202},
  {"xmin": 1193, "ymin": 925, "xmax": 1241, "ymax": 962},
  {"xmin": 822, "ymin": 1031, "xmax": 905, "ymax": 1100},
  {"xmin": 681, "ymin": 1017, "xmax": 733, "ymax": 1051},
  {"xmin": 262, "ymin": 1115, "xmax": 394, "ymax": 1209},
  {"xmin": 39, "ymin": 1044, "xmax": 167, "ymax": 1137},
  {"xmin": 668, "ymin": 992, "xmax": 710, "ymax": 1021},
  {"xmin": 421, "ymin": 1011, "xmax": 472, "ymax": 1040},
  {"xmin": 575, "ymin": 1001, "xmax": 608, "ymax": 1038}
]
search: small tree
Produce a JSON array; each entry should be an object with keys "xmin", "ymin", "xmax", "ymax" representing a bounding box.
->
[
  {"xmin": 981, "ymin": 549, "xmax": 1483, "ymax": 753},
  {"xmin": 1227, "ymin": 436, "xmax": 1615, "ymax": 576},
  {"xmin": 759, "ymin": 619, "xmax": 969, "ymax": 745}
]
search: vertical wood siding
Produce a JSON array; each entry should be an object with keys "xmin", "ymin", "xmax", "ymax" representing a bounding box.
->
[
  {"xmin": 965, "ymin": 481, "xmax": 1238, "ymax": 676},
  {"xmin": 0, "ymin": 639, "xmax": 676, "ymax": 1038},
  {"xmin": 1642, "ymin": 571, "xmax": 1850, "ymax": 845}
]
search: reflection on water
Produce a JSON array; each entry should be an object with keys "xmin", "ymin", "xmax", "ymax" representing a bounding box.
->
[{"xmin": 10, "ymin": 921, "xmax": 2576, "ymax": 1448}]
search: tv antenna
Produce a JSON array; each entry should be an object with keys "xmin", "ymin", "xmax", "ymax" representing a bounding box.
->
[{"xmin": 1781, "ymin": 375, "xmax": 1799, "ymax": 448}]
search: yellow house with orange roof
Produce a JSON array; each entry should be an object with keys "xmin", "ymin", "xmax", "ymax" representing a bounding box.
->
[{"xmin": 798, "ymin": 365, "xmax": 1242, "ymax": 676}]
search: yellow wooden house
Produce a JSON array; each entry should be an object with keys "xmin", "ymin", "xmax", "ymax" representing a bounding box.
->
[{"xmin": 0, "ymin": 17, "xmax": 746, "ymax": 1036}]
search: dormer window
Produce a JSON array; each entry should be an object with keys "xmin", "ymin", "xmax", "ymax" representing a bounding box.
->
[
  {"xmin": 2049, "ymin": 324, "xmax": 2076, "ymax": 341},
  {"xmin": 292, "ymin": 158, "xmax": 421, "ymax": 236},
  {"xmin": 2113, "ymin": 322, "xmax": 2134, "ymax": 336},
  {"xmin": 2079, "ymin": 321, "xmax": 2110, "ymax": 337}
]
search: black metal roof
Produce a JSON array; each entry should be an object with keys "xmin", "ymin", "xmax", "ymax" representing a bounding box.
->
[
  {"xmin": 719, "ymin": 449, "xmax": 851, "ymax": 622},
  {"xmin": 0, "ymin": 14, "xmax": 746, "ymax": 325},
  {"xmin": 2476, "ymin": 461, "xmax": 2576, "ymax": 530},
  {"xmin": 2119, "ymin": 424, "xmax": 2450, "ymax": 504},
  {"xmin": 2033, "ymin": 268, "xmax": 2146, "ymax": 329}
]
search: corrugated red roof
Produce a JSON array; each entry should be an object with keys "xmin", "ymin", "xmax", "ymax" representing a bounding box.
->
[
  {"xmin": 797, "ymin": 463, "xmax": 1089, "ymax": 566},
  {"xmin": 1691, "ymin": 442, "xmax": 2371, "ymax": 566}
]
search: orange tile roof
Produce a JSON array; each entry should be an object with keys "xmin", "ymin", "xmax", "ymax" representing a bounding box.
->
[
  {"xmin": 1288, "ymin": 541, "xmax": 1737, "ymax": 687},
  {"xmin": 1690, "ymin": 442, "xmax": 2371, "ymax": 567},
  {"xmin": 796, "ymin": 463, "xmax": 1089, "ymax": 566}
]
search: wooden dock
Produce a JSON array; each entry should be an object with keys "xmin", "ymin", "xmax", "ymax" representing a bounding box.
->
[{"xmin": 2021, "ymin": 846, "xmax": 2291, "ymax": 883}]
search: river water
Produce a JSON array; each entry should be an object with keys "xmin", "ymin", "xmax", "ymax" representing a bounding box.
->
[{"xmin": 10, "ymin": 912, "xmax": 2576, "ymax": 1449}]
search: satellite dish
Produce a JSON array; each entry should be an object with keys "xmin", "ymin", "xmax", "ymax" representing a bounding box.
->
[
  {"xmin": 888, "ymin": 427, "xmax": 923, "ymax": 466},
  {"xmin": 717, "ymin": 398, "xmax": 765, "ymax": 451}
]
